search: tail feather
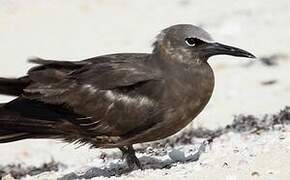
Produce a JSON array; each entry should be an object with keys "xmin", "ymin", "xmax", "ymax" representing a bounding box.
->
[
  {"xmin": 0, "ymin": 118, "xmax": 60, "ymax": 134},
  {"xmin": 0, "ymin": 98, "xmax": 80, "ymax": 143},
  {"xmin": 0, "ymin": 116, "xmax": 61, "ymax": 143},
  {"xmin": 0, "ymin": 77, "xmax": 30, "ymax": 96},
  {"xmin": 0, "ymin": 131, "xmax": 31, "ymax": 143}
]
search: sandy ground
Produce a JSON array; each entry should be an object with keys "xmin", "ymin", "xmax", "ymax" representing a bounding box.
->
[{"xmin": 0, "ymin": 0, "xmax": 290, "ymax": 179}]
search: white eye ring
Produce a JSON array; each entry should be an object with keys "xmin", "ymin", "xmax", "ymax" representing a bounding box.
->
[{"xmin": 185, "ymin": 37, "xmax": 197, "ymax": 47}]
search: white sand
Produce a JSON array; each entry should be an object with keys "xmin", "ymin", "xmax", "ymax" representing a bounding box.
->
[{"xmin": 0, "ymin": 0, "xmax": 289, "ymax": 179}]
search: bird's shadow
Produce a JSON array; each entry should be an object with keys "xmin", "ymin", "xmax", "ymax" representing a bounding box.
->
[{"xmin": 58, "ymin": 154, "xmax": 200, "ymax": 180}]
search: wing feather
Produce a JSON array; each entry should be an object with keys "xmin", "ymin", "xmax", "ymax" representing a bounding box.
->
[{"xmin": 23, "ymin": 54, "xmax": 162, "ymax": 138}]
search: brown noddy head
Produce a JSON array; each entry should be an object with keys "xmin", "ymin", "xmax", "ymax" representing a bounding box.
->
[{"xmin": 153, "ymin": 24, "xmax": 255, "ymax": 63}]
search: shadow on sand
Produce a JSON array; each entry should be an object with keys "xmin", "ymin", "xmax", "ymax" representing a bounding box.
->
[{"xmin": 58, "ymin": 153, "xmax": 202, "ymax": 180}]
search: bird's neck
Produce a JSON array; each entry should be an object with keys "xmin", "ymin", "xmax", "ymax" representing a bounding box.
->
[{"xmin": 150, "ymin": 50, "xmax": 206, "ymax": 70}]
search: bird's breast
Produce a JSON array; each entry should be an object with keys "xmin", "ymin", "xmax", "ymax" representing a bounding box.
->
[{"xmin": 151, "ymin": 63, "xmax": 215, "ymax": 140}]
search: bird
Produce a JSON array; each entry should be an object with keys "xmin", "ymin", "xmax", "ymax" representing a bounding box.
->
[{"xmin": 0, "ymin": 24, "xmax": 255, "ymax": 170}]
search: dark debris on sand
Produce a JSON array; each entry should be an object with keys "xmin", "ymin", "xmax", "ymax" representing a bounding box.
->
[
  {"xmin": 260, "ymin": 80, "xmax": 277, "ymax": 86},
  {"xmin": 0, "ymin": 160, "xmax": 66, "ymax": 179},
  {"xmin": 138, "ymin": 106, "xmax": 290, "ymax": 151}
]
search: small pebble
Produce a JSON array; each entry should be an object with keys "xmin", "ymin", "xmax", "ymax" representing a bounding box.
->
[
  {"xmin": 222, "ymin": 162, "xmax": 229, "ymax": 167},
  {"xmin": 251, "ymin": 171, "xmax": 260, "ymax": 176}
]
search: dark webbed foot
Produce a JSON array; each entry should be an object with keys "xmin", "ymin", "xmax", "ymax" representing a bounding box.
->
[{"xmin": 119, "ymin": 145, "xmax": 143, "ymax": 170}]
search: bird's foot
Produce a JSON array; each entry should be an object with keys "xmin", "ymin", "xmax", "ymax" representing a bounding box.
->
[{"xmin": 119, "ymin": 145, "xmax": 143, "ymax": 170}]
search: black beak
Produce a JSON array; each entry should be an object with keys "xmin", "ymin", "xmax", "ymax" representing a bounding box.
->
[{"xmin": 203, "ymin": 42, "xmax": 256, "ymax": 59}]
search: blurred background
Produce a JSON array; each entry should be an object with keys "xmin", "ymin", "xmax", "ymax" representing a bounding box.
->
[{"xmin": 0, "ymin": 0, "xmax": 289, "ymax": 175}]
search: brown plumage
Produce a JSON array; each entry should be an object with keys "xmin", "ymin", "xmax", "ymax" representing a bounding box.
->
[{"xmin": 0, "ymin": 24, "xmax": 255, "ymax": 169}]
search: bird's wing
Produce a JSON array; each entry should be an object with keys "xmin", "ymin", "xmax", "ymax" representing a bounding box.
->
[{"xmin": 23, "ymin": 55, "xmax": 162, "ymax": 138}]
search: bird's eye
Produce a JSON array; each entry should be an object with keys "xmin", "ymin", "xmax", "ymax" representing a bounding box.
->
[{"xmin": 185, "ymin": 37, "xmax": 200, "ymax": 47}]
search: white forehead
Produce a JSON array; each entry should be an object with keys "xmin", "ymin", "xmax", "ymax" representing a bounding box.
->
[{"xmin": 156, "ymin": 24, "xmax": 214, "ymax": 43}]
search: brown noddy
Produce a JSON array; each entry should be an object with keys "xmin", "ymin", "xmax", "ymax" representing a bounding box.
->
[{"xmin": 0, "ymin": 24, "xmax": 255, "ymax": 169}]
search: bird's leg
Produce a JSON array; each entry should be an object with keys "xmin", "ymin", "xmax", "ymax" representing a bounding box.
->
[{"xmin": 119, "ymin": 145, "xmax": 142, "ymax": 170}]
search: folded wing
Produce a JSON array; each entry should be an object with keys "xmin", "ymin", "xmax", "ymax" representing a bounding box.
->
[{"xmin": 22, "ymin": 55, "xmax": 162, "ymax": 140}]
